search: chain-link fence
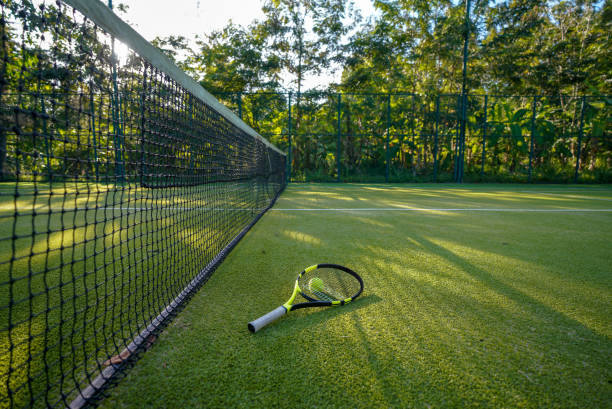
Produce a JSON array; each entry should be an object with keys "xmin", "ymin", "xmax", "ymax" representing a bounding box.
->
[{"xmin": 216, "ymin": 92, "xmax": 611, "ymax": 183}]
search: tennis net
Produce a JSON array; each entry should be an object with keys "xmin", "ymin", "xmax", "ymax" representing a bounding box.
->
[{"xmin": 0, "ymin": 1, "xmax": 286, "ymax": 408}]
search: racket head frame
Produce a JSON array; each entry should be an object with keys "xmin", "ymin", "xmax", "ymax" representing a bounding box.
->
[{"xmin": 284, "ymin": 263, "xmax": 364, "ymax": 311}]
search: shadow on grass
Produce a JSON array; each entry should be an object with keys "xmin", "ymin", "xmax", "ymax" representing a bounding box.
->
[
  {"xmin": 342, "ymin": 228, "xmax": 612, "ymax": 405},
  {"xmin": 410, "ymin": 230, "xmax": 611, "ymax": 341}
]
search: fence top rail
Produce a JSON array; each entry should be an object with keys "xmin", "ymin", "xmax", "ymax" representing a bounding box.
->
[
  {"xmin": 11, "ymin": 91, "xmax": 608, "ymax": 100},
  {"xmin": 213, "ymin": 91, "xmax": 611, "ymax": 99},
  {"xmin": 433, "ymin": 94, "xmax": 611, "ymax": 98}
]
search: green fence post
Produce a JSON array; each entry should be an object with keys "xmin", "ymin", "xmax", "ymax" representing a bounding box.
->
[
  {"xmin": 111, "ymin": 84, "xmax": 124, "ymax": 183},
  {"xmin": 237, "ymin": 92, "xmax": 243, "ymax": 120},
  {"xmin": 287, "ymin": 92, "xmax": 292, "ymax": 183},
  {"xmin": 458, "ymin": 0, "xmax": 472, "ymax": 184},
  {"xmin": 481, "ymin": 94, "xmax": 487, "ymax": 178},
  {"xmin": 459, "ymin": 93, "xmax": 468, "ymax": 183},
  {"xmin": 386, "ymin": 93, "xmax": 391, "ymax": 182},
  {"xmin": 108, "ymin": 0, "xmax": 124, "ymax": 183},
  {"xmin": 337, "ymin": 93, "xmax": 342, "ymax": 182},
  {"xmin": 574, "ymin": 96, "xmax": 586, "ymax": 183},
  {"xmin": 138, "ymin": 69, "xmax": 147, "ymax": 187},
  {"xmin": 89, "ymin": 91, "xmax": 99, "ymax": 182},
  {"xmin": 433, "ymin": 95, "xmax": 440, "ymax": 182},
  {"xmin": 411, "ymin": 94, "xmax": 416, "ymax": 178},
  {"xmin": 188, "ymin": 94, "xmax": 195, "ymax": 174},
  {"xmin": 528, "ymin": 95, "xmax": 538, "ymax": 183},
  {"xmin": 454, "ymin": 95, "xmax": 461, "ymax": 182},
  {"xmin": 39, "ymin": 97, "xmax": 52, "ymax": 182}
]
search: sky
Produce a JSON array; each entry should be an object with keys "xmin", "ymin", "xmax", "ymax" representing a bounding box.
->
[{"xmin": 116, "ymin": 0, "xmax": 377, "ymax": 89}]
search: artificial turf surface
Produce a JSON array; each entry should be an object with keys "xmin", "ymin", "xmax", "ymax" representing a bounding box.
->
[{"xmin": 99, "ymin": 184, "xmax": 612, "ymax": 409}]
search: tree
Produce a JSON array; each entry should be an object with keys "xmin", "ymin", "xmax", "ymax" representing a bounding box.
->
[
  {"xmin": 254, "ymin": 0, "xmax": 358, "ymax": 171},
  {"xmin": 260, "ymin": 0, "xmax": 357, "ymax": 95},
  {"xmin": 191, "ymin": 23, "xmax": 282, "ymax": 93}
]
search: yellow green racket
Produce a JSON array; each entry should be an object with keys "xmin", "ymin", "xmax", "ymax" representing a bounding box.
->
[{"xmin": 248, "ymin": 264, "xmax": 364, "ymax": 333}]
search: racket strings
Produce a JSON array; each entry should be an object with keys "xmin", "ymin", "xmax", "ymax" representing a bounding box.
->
[
  {"xmin": 312, "ymin": 290, "xmax": 338, "ymax": 302},
  {"xmin": 299, "ymin": 267, "xmax": 361, "ymax": 301}
]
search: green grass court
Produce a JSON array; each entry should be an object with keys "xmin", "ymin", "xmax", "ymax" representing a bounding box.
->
[{"xmin": 96, "ymin": 184, "xmax": 612, "ymax": 408}]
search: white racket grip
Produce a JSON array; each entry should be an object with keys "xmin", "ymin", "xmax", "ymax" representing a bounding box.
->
[{"xmin": 248, "ymin": 306, "xmax": 287, "ymax": 333}]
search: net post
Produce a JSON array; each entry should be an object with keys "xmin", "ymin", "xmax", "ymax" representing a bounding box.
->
[
  {"xmin": 528, "ymin": 95, "xmax": 538, "ymax": 183},
  {"xmin": 237, "ymin": 92, "xmax": 243, "ymax": 120},
  {"xmin": 337, "ymin": 93, "xmax": 342, "ymax": 183},
  {"xmin": 385, "ymin": 93, "xmax": 391, "ymax": 183},
  {"xmin": 433, "ymin": 95, "xmax": 440, "ymax": 182},
  {"xmin": 574, "ymin": 96, "xmax": 586, "ymax": 183},
  {"xmin": 481, "ymin": 94, "xmax": 488, "ymax": 178}
]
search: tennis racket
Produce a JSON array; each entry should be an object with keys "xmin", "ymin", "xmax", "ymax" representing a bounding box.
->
[{"xmin": 248, "ymin": 263, "xmax": 364, "ymax": 333}]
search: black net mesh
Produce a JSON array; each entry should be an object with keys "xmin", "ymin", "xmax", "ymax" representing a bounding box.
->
[{"xmin": 0, "ymin": 1, "xmax": 286, "ymax": 408}]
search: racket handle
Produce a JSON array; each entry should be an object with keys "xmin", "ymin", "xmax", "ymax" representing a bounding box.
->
[{"xmin": 248, "ymin": 306, "xmax": 287, "ymax": 333}]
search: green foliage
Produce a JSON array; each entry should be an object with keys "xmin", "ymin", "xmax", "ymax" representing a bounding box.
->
[
  {"xmin": 143, "ymin": 0, "xmax": 611, "ymax": 183},
  {"xmin": 2, "ymin": 1, "xmax": 609, "ymax": 184}
]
